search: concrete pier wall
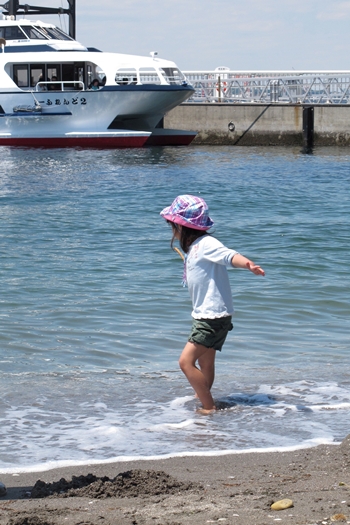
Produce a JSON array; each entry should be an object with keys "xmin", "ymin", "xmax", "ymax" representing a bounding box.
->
[{"xmin": 164, "ymin": 104, "xmax": 350, "ymax": 146}]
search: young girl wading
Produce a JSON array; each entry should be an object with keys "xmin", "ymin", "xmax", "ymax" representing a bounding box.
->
[{"xmin": 160, "ymin": 195, "xmax": 265, "ymax": 415}]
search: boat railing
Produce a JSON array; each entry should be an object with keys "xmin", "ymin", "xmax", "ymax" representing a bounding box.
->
[
  {"xmin": 35, "ymin": 81, "xmax": 85, "ymax": 92},
  {"xmin": 182, "ymin": 70, "xmax": 350, "ymax": 104},
  {"xmin": 159, "ymin": 68, "xmax": 186, "ymax": 86},
  {"xmin": 165, "ymin": 77, "xmax": 184, "ymax": 85}
]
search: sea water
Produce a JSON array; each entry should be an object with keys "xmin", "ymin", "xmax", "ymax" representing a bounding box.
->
[{"xmin": 0, "ymin": 145, "xmax": 349, "ymax": 473}]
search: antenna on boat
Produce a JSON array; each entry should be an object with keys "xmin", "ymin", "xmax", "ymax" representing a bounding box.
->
[{"xmin": 0, "ymin": 0, "xmax": 76, "ymax": 39}]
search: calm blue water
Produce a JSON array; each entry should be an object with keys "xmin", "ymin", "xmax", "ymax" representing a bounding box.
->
[{"xmin": 0, "ymin": 145, "xmax": 349, "ymax": 472}]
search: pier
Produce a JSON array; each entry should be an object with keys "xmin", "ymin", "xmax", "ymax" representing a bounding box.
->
[{"xmin": 164, "ymin": 70, "xmax": 350, "ymax": 146}]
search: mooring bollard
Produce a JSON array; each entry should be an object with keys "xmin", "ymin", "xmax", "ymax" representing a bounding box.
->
[{"xmin": 302, "ymin": 106, "xmax": 314, "ymax": 149}]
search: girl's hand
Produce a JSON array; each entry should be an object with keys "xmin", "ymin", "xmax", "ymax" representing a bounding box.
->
[
  {"xmin": 246, "ymin": 261, "xmax": 265, "ymax": 276},
  {"xmin": 231, "ymin": 254, "xmax": 265, "ymax": 275}
]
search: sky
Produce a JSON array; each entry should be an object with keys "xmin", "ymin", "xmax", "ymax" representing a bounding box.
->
[{"xmin": 5, "ymin": 0, "xmax": 350, "ymax": 71}]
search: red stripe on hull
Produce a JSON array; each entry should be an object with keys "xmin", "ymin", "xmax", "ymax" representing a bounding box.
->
[{"xmin": 0, "ymin": 136, "xmax": 149, "ymax": 149}]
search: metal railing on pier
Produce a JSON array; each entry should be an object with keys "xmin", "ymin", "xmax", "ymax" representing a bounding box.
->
[{"xmin": 182, "ymin": 70, "xmax": 350, "ymax": 104}]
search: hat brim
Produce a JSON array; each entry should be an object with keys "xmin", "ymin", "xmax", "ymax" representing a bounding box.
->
[{"xmin": 160, "ymin": 207, "xmax": 213, "ymax": 231}]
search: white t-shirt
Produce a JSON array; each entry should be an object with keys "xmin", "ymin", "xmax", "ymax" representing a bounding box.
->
[{"xmin": 186, "ymin": 235, "xmax": 238, "ymax": 319}]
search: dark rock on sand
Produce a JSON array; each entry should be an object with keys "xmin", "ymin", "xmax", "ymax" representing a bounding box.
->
[
  {"xmin": 8, "ymin": 517, "xmax": 52, "ymax": 525},
  {"xmin": 30, "ymin": 469, "xmax": 202, "ymax": 499}
]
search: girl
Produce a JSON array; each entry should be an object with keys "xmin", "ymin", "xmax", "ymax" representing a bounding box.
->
[{"xmin": 160, "ymin": 194, "xmax": 265, "ymax": 414}]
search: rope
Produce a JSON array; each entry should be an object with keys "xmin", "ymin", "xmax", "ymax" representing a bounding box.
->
[{"xmin": 234, "ymin": 105, "xmax": 271, "ymax": 145}]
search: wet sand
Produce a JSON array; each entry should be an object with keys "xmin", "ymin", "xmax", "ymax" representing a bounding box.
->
[{"xmin": 0, "ymin": 435, "xmax": 350, "ymax": 525}]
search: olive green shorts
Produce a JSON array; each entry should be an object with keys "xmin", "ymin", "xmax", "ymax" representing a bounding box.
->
[{"xmin": 188, "ymin": 316, "xmax": 233, "ymax": 351}]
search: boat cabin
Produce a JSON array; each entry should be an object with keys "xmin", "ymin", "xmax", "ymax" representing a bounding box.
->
[
  {"xmin": 0, "ymin": 18, "xmax": 187, "ymax": 91},
  {"xmin": 12, "ymin": 61, "xmax": 103, "ymax": 91}
]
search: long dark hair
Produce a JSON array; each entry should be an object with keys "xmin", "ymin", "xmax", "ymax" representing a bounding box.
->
[{"xmin": 168, "ymin": 221, "xmax": 207, "ymax": 254}]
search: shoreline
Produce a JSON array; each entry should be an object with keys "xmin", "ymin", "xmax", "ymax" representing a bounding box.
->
[
  {"xmin": 0, "ymin": 435, "xmax": 349, "ymax": 525},
  {"xmin": 0, "ymin": 438, "xmax": 340, "ymax": 476}
]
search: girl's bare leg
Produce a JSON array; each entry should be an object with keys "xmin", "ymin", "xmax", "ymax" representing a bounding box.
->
[
  {"xmin": 194, "ymin": 351, "xmax": 216, "ymax": 398},
  {"xmin": 179, "ymin": 342, "xmax": 216, "ymax": 412},
  {"xmin": 198, "ymin": 350, "xmax": 215, "ymax": 391}
]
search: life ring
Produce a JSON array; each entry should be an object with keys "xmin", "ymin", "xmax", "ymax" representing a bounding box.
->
[{"xmin": 216, "ymin": 81, "xmax": 228, "ymax": 93}]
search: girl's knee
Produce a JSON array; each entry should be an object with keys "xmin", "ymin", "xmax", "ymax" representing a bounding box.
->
[
  {"xmin": 178, "ymin": 355, "xmax": 187, "ymax": 372},
  {"xmin": 179, "ymin": 354, "xmax": 194, "ymax": 374}
]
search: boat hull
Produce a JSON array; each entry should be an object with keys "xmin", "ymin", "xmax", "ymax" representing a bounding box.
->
[
  {"xmin": 145, "ymin": 128, "xmax": 197, "ymax": 146},
  {"xmin": 0, "ymin": 85, "xmax": 194, "ymax": 148},
  {"xmin": 0, "ymin": 131, "xmax": 150, "ymax": 148}
]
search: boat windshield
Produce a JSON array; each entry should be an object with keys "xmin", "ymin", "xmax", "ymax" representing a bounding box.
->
[
  {"xmin": 20, "ymin": 26, "xmax": 47, "ymax": 40},
  {"xmin": 0, "ymin": 25, "xmax": 28, "ymax": 40},
  {"xmin": 34, "ymin": 26, "xmax": 73, "ymax": 41}
]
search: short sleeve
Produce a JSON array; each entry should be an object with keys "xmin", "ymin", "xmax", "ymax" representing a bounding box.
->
[{"xmin": 201, "ymin": 236, "xmax": 238, "ymax": 267}]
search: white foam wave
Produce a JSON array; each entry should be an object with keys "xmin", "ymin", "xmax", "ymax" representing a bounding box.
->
[
  {"xmin": 0, "ymin": 379, "xmax": 349, "ymax": 473},
  {"xmin": 0, "ymin": 438, "xmax": 338, "ymax": 475},
  {"xmin": 149, "ymin": 419, "xmax": 196, "ymax": 432},
  {"xmin": 169, "ymin": 396, "xmax": 194, "ymax": 408},
  {"xmin": 309, "ymin": 403, "xmax": 350, "ymax": 411}
]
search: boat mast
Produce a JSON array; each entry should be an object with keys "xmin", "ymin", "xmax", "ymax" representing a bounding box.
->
[{"xmin": 0, "ymin": 0, "xmax": 76, "ymax": 39}]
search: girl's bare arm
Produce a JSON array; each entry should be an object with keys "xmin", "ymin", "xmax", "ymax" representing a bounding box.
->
[{"xmin": 232, "ymin": 253, "xmax": 265, "ymax": 276}]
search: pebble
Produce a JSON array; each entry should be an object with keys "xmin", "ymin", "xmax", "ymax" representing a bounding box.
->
[
  {"xmin": 0, "ymin": 482, "xmax": 7, "ymax": 497},
  {"xmin": 331, "ymin": 515, "xmax": 347, "ymax": 522},
  {"xmin": 271, "ymin": 499, "xmax": 294, "ymax": 511}
]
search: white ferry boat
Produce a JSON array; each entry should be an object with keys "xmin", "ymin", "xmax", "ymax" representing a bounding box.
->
[{"xmin": 0, "ymin": 17, "xmax": 195, "ymax": 147}]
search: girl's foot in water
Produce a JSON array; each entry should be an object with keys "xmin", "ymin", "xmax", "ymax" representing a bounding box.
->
[{"xmin": 196, "ymin": 406, "xmax": 216, "ymax": 415}]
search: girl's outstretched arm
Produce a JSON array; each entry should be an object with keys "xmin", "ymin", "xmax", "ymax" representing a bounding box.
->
[{"xmin": 232, "ymin": 254, "xmax": 265, "ymax": 276}]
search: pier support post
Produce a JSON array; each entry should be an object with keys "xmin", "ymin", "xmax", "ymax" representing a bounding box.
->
[{"xmin": 302, "ymin": 106, "xmax": 314, "ymax": 150}]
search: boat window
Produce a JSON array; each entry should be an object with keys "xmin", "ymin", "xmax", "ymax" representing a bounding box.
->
[
  {"xmin": 139, "ymin": 67, "xmax": 161, "ymax": 85},
  {"xmin": 53, "ymin": 27, "xmax": 74, "ymax": 41},
  {"xmin": 95, "ymin": 66, "xmax": 106, "ymax": 84},
  {"xmin": 86, "ymin": 64, "xmax": 93, "ymax": 86},
  {"xmin": 21, "ymin": 26, "xmax": 47, "ymax": 40},
  {"xmin": 35, "ymin": 27, "xmax": 53, "ymax": 39},
  {"xmin": 160, "ymin": 67, "xmax": 185, "ymax": 85},
  {"xmin": 0, "ymin": 26, "xmax": 28, "ymax": 40},
  {"xmin": 115, "ymin": 68, "xmax": 137, "ymax": 85},
  {"xmin": 36, "ymin": 26, "xmax": 73, "ymax": 41},
  {"xmin": 47, "ymin": 65, "xmax": 61, "ymax": 81},
  {"xmin": 76, "ymin": 66, "xmax": 84, "ymax": 83},
  {"xmin": 86, "ymin": 65, "xmax": 105, "ymax": 87},
  {"xmin": 30, "ymin": 65, "xmax": 45, "ymax": 87},
  {"xmin": 60, "ymin": 63, "xmax": 85, "ymax": 90},
  {"xmin": 13, "ymin": 64, "xmax": 29, "ymax": 87},
  {"xmin": 11, "ymin": 62, "xmax": 87, "ymax": 90},
  {"xmin": 62, "ymin": 63, "xmax": 74, "ymax": 83}
]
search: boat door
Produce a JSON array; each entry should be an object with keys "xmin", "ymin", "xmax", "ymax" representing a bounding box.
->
[{"xmin": 62, "ymin": 62, "xmax": 85, "ymax": 90}]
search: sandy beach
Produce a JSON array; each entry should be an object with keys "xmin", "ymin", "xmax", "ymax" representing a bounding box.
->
[{"xmin": 0, "ymin": 435, "xmax": 349, "ymax": 525}]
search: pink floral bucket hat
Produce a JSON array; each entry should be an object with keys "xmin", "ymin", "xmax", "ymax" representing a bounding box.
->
[{"xmin": 160, "ymin": 194, "xmax": 214, "ymax": 231}]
